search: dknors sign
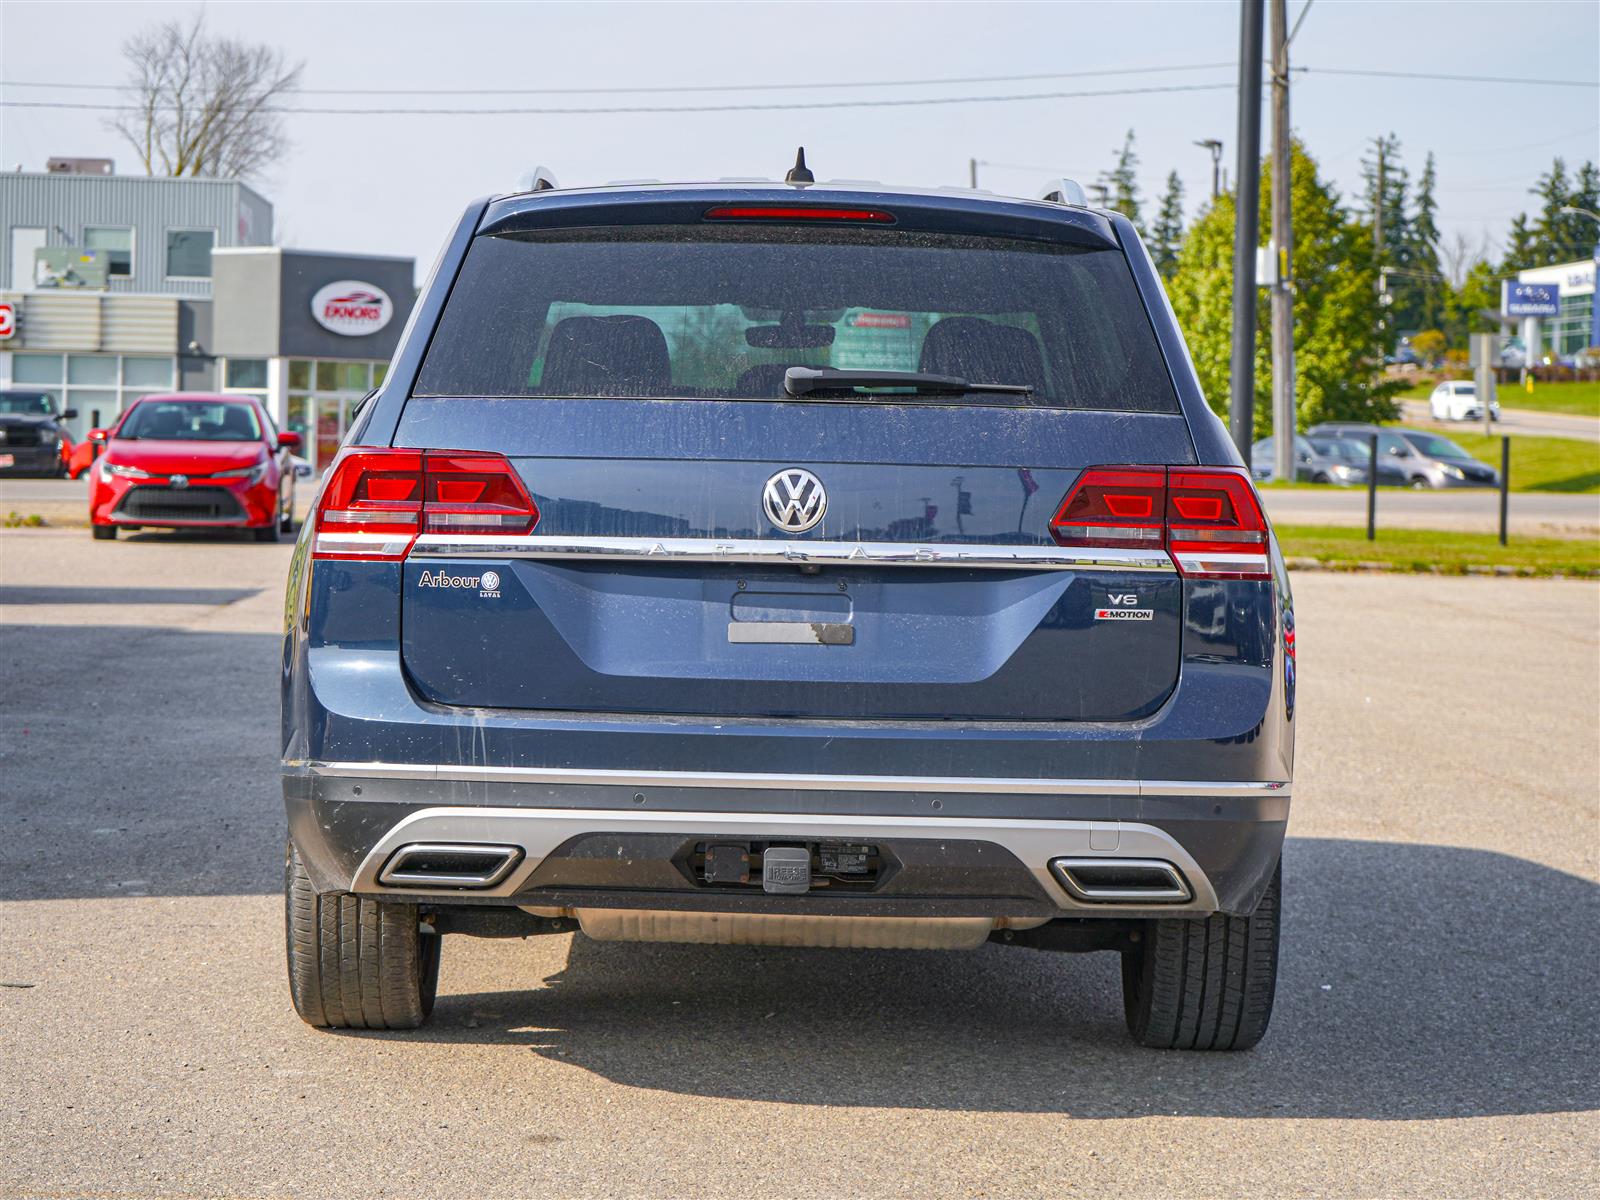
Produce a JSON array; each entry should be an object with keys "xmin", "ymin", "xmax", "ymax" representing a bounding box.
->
[{"xmin": 311, "ymin": 279, "xmax": 395, "ymax": 337}]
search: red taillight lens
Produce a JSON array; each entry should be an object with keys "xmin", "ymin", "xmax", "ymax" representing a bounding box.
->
[
  {"xmin": 1165, "ymin": 468, "xmax": 1269, "ymax": 579},
  {"xmin": 313, "ymin": 448, "xmax": 538, "ymax": 560},
  {"xmin": 422, "ymin": 453, "xmax": 540, "ymax": 535},
  {"xmin": 1049, "ymin": 468, "xmax": 1166, "ymax": 549},
  {"xmin": 703, "ymin": 205, "xmax": 896, "ymax": 223},
  {"xmin": 1049, "ymin": 465, "xmax": 1270, "ymax": 579}
]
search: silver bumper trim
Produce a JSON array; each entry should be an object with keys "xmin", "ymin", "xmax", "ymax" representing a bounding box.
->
[
  {"xmin": 347, "ymin": 805, "xmax": 1222, "ymax": 913},
  {"xmin": 297, "ymin": 760, "xmax": 1289, "ymax": 800},
  {"xmin": 407, "ymin": 533, "xmax": 1175, "ymax": 573}
]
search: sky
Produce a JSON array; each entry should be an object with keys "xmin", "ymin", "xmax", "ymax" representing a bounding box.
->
[{"xmin": 2, "ymin": 0, "xmax": 1597, "ymax": 276}]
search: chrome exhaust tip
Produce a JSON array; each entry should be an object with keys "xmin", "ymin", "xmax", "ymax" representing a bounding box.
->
[
  {"xmin": 377, "ymin": 843, "xmax": 523, "ymax": 889},
  {"xmin": 1050, "ymin": 857, "xmax": 1192, "ymax": 904}
]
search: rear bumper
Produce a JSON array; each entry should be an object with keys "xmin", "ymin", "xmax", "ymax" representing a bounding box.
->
[{"xmin": 283, "ymin": 763, "xmax": 1288, "ymax": 917}]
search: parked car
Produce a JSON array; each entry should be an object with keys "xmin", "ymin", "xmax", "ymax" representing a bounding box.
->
[
  {"xmin": 1396, "ymin": 430, "xmax": 1500, "ymax": 486},
  {"xmin": 1306, "ymin": 422, "xmax": 1492, "ymax": 488},
  {"xmin": 1306, "ymin": 436, "xmax": 1408, "ymax": 487},
  {"xmin": 281, "ymin": 170, "xmax": 1294, "ymax": 1050},
  {"xmin": 1250, "ymin": 434, "xmax": 1367, "ymax": 485},
  {"xmin": 88, "ymin": 394, "xmax": 301, "ymax": 540},
  {"xmin": 1427, "ymin": 380, "xmax": 1500, "ymax": 422},
  {"xmin": 0, "ymin": 389, "xmax": 76, "ymax": 477}
]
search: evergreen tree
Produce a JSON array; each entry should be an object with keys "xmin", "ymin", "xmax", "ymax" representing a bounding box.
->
[
  {"xmin": 1166, "ymin": 139, "xmax": 1402, "ymax": 434},
  {"xmin": 1398, "ymin": 151, "xmax": 1446, "ymax": 331},
  {"xmin": 1149, "ymin": 171, "xmax": 1185, "ymax": 278},
  {"xmin": 1360, "ymin": 133, "xmax": 1412, "ymax": 268},
  {"xmin": 1098, "ymin": 130, "xmax": 1144, "ymax": 233},
  {"xmin": 1501, "ymin": 156, "xmax": 1600, "ymax": 270}
]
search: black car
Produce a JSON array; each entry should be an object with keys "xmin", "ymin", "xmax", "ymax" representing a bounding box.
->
[
  {"xmin": 0, "ymin": 390, "xmax": 76, "ymax": 476},
  {"xmin": 281, "ymin": 168, "xmax": 1294, "ymax": 1050}
]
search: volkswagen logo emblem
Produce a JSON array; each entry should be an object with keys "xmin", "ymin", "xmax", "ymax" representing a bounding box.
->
[
  {"xmin": 762, "ymin": 468, "xmax": 827, "ymax": 534},
  {"xmin": 169, "ymin": 474, "xmax": 189, "ymax": 489}
]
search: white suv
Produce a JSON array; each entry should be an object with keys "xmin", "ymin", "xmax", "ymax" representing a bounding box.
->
[{"xmin": 1428, "ymin": 380, "xmax": 1501, "ymax": 422}]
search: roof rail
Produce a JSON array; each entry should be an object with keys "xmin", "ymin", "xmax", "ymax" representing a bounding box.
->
[
  {"xmin": 1036, "ymin": 178, "xmax": 1089, "ymax": 207},
  {"xmin": 515, "ymin": 165, "xmax": 560, "ymax": 194}
]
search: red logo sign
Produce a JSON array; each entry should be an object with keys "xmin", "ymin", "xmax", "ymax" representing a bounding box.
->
[
  {"xmin": 0, "ymin": 302, "xmax": 14, "ymax": 339},
  {"xmin": 310, "ymin": 280, "xmax": 393, "ymax": 337}
]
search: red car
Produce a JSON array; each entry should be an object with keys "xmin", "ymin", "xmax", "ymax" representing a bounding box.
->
[{"xmin": 88, "ymin": 394, "xmax": 302, "ymax": 541}]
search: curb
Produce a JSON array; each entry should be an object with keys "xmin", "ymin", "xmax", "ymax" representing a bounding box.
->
[{"xmin": 1283, "ymin": 555, "xmax": 1599, "ymax": 579}]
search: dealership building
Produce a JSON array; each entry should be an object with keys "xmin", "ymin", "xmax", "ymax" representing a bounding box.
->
[{"xmin": 0, "ymin": 162, "xmax": 414, "ymax": 471}]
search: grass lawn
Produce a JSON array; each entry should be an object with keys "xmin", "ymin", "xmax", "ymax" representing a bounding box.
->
[
  {"xmin": 1396, "ymin": 378, "xmax": 1600, "ymax": 418},
  {"xmin": 1276, "ymin": 524, "xmax": 1600, "ymax": 576},
  {"xmin": 1446, "ymin": 431, "xmax": 1600, "ymax": 493}
]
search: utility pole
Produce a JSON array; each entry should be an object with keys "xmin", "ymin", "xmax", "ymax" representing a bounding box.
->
[
  {"xmin": 1230, "ymin": 0, "xmax": 1265, "ymax": 460},
  {"xmin": 1269, "ymin": 0, "xmax": 1296, "ymax": 483},
  {"xmin": 1373, "ymin": 138, "xmax": 1385, "ymax": 254}
]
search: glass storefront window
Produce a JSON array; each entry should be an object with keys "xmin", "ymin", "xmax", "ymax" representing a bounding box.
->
[
  {"xmin": 374, "ymin": 362, "xmax": 389, "ymax": 386},
  {"xmin": 12, "ymin": 353, "xmax": 64, "ymax": 384},
  {"xmin": 336, "ymin": 362, "xmax": 370, "ymax": 392},
  {"xmin": 123, "ymin": 357, "xmax": 174, "ymax": 388},
  {"xmin": 315, "ymin": 361, "xmax": 339, "ymax": 391},
  {"xmin": 225, "ymin": 358, "xmax": 269, "ymax": 389},
  {"xmin": 69, "ymin": 389, "xmax": 117, "ymax": 417},
  {"xmin": 67, "ymin": 355, "xmax": 119, "ymax": 386},
  {"xmin": 288, "ymin": 360, "xmax": 311, "ymax": 391},
  {"xmin": 317, "ymin": 396, "xmax": 343, "ymax": 467}
]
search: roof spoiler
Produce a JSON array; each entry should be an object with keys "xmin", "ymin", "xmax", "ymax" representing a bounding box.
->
[
  {"xmin": 1036, "ymin": 178, "xmax": 1089, "ymax": 207},
  {"xmin": 515, "ymin": 165, "xmax": 560, "ymax": 194}
]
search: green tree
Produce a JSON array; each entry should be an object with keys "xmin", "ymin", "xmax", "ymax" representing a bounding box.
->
[
  {"xmin": 1399, "ymin": 152, "xmax": 1446, "ymax": 332},
  {"xmin": 1166, "ymin": 139, "xmax": 1402, "ymax": 435},
  {"xmin": 1099, "ymin": 130, "xmax": 1144, "ymax": 233},
  {"xmin": 1149, "ymin": 170, "xmax": 1185, "ymax": 278},
  {"xmin": 1441, "ymin": 258, "xmax": 1502, "ymax": 347},
  {"xmin": 1502, "ymin": 157, "xmax": 1600, "ymax": 270}
]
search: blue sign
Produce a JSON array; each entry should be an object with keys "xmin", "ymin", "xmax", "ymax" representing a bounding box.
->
[{"xmin": 1502, "ymin": 281, "xmax": 1560, "ymax": 318}]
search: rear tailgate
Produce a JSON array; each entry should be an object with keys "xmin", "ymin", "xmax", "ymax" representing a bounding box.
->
[{"xmin": 396, "ymin": 398, "xmax": 1193, "ymax": 721}]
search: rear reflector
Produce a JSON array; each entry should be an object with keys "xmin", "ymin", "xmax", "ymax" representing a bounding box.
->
[
  {"xmin": 703, "ymin": 205, "xmax": 896, "ymax": 223},
  {"xmin": 312, "ymin": 448, "xmax": 539, "ymax": 560},
  {"xmin": 1051, "ymin": 466, "xmax": 1270, "ymax": 579}
]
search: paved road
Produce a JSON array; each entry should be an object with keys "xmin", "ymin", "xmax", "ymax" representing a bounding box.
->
[
  {"xmin": 1261, "ymin": 483, "xmax": 1600, "ymax": 537},
  {"xmin": 1401, "ymin": 399, "xmax": 1600, "ymax": 444},
  {"xmin": 2, "ymin": 527, "xmax": 1597, "ymax": 1199}
]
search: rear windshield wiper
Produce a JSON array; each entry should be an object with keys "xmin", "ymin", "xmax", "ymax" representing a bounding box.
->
[{"xmin": 783, "ymin": 366, "xmax": 1032, "ymax": 398}]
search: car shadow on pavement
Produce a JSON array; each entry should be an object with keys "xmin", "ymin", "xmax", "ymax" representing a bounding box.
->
[
  {"xmin": 415, "ymin": 836, "xmax": 1600, "ymax": 1120},
  {"xmin": 0, "ymin": 584, "xmax": 261, "ymax": 605}
]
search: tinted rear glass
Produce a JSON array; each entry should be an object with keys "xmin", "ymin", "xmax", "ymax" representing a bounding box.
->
[
  {"xmin": 415, "ymin": 226, "xmax": 1179, "ymax": 412},
  {"xmin": 120, "ymin": 401, "xmax": 261, "ymax": 441}
]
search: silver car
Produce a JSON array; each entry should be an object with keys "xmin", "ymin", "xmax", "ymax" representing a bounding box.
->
[
  {"xmin": 1306, "ymin": 423, "xmax": 1498, "ymax": 488},
  {"xmin": 1250, "ymin": 434, "xmax": 1367, "ymax": 485}
]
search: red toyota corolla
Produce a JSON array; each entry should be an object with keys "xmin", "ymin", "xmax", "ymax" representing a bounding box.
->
[{"xmin": 88, "ymin": 394, "xmax": 302, "ymax": 541}]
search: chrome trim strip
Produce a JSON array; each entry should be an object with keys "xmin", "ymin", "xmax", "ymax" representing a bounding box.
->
[
  {"xmin": 346, "ymin": 806, "xmax": 1222, "ymax": 912},
  {"xmin": 407, "ymin": 534, "xmax": 1176, "ymax": 572},
  {"xmin": 296, "ymin": 760, "xmax": 1289, "ymax": 800}
]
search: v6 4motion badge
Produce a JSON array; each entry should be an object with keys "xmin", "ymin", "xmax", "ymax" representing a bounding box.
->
[{"xmin": 1095, "ymin": 590, "xmax": 1154, "ymax": 621}]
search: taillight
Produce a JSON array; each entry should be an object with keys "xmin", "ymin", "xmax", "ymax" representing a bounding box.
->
[
  {"xmin": 1049, "ymin": 466, "xmax": 1270, "ymax": 580},
  {"xmin": 1048, "ymin": 468, "xmax": 1166, "ymax": 549},
  {"xmin": 312, "ymin": 448, "xmax": 538, "ymax": 561},
  {"xmin": 1165, "ymin": 468, "xmax": 1269, "ymax": 579}
]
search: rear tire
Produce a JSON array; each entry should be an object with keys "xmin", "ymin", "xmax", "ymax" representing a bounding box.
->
[
  {"xmin": 91, "ymin": 525, "xmax": 116, "ymax": 540},
  {"xmin": 254, "ymin": 523, "xmax": 280, "ymax": 543},
  {"xmin": 284, "ymin": 842, "xmax": 440, "ymax": 1030},
  {"xmin": 1120, "ymin": 858, "xmax": 1280, "ymax": 1051}
]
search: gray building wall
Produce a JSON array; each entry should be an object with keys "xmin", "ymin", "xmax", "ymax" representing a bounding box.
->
[
  {"xmin": 211, "ymin": 248, "xmax": 415, "ymax": 362},
  {"xmin": 177, "ymin": 300, "xmax": 217, "ymax": 391},
  {"xmin": 0, "ymin": 173, "xmax": 273, "ymax": 298}
]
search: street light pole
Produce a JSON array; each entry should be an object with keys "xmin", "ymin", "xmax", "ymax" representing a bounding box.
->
[
  {"xmin": 1269, "ymin": 0, "xmax": 1296, "ymax": 485},
  {"xmin": 1230, "ymin": 0, "xmax": 1266, "ymax": 461},
  {"xmin": 1194, "ymin": 138, "xmax": 1224, "ymax": 201}
]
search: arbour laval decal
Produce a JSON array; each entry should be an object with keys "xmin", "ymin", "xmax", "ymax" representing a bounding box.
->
[
  {"xmin": 417, "ymin": 568, "xmax": 501, "ymax": 598},
  {"xmin": 310, "ymin": 279, "xmax": 394, "ymax": 337},
  {"xmin": 762, "ymin": 468, "xmax": 827, "ymax": 534}
]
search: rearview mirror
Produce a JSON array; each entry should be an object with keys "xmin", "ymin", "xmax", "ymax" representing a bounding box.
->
[
  {"xmin": 278, "ymin": 430, "xmax": 303, "ymax": 450},
  {"xmin": 61, "ymin": 408, "xmax": 79, "ymax": 420}
]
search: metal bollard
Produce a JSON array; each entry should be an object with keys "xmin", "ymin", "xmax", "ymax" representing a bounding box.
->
[
  {"xmin": 1367, "ymin": 433, "xmax": 1378, "ymax": 541},
  {"xmin": 1499, "ymin": 437, "xmax": 1510, "ymax": 547}
]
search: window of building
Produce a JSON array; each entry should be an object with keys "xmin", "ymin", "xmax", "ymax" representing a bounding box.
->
[
  {"xmin": 166, "ymin": 228, "xmax": 215, "ymax": 279},
  {"xmin": 83, "ymin": 226, "xmax": 133, "ymax": 277},
  {"xmin": 283, "ymin": 356, "xmax": 389, "ymax": 473},
  {"xmin": 224, "ymin": 358, "xmax": 269, "ymax": 390},
  {"xmin": 67, "ymin": 355, "xmax": 118, "ymax": 386},
  {"xmin": 5, "ymin": 353, "xmax": 177, "ymax": 440}
]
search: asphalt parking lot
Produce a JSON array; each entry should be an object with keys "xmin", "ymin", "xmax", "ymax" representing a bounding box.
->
[{"xmin": 2, "ymin": 526, "xmax": 1597, "ymax": 1199}]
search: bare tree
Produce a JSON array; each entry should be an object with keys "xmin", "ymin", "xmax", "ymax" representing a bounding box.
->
[
  {"xmin": 109, "ymin": 13, "xmax": 302, "ymax": 180},
  {"xmin": 1440, "ymin": 229, "xmax": 1493, "ymax": 288}
]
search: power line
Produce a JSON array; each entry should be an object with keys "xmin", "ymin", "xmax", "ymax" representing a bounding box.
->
[
  {"xmin": 0, "ymin": 61, "xmax": 1235, "ymax": 97},
  {"xmin": 1303, "ymin": 66, "xmax": 1598, "ymax": 88},
  {"xmin": 0, "ymin": 80, "xmax": 1240, "ymax": 117}
]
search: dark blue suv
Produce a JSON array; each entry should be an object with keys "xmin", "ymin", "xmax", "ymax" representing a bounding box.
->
[{"xmin": 281, "ymin": 169, "xmax": 1294, "ymax": 1049}]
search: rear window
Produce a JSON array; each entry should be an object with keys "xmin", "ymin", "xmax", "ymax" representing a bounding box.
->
[{"xmin": 414, "ymin": 226, "xmax": 1179, "ymax": 412}]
